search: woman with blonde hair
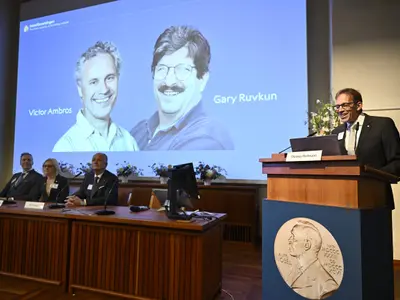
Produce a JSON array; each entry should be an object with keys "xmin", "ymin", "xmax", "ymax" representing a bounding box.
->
[{"xmin": 40, "ymin": 158, "xmax": 69, "ymax": 204}]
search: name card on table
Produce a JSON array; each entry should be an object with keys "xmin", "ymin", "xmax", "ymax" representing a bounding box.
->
[
  {"xmin": 286, "ymin": 150, "xmax": 322, "ymax": 162},
  {"xmin": 0, "ymin": 200, "xmax": 3, "ymax": 206},
  {"xmin": 24, "ymin": 202, "xmax": 45, "ymax": 210}
]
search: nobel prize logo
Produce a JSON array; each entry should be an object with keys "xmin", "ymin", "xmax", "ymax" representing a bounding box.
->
[
  {"xmin": 274, "ymin": 218, "xmax": 344, "ymax": 300},
  {"xmin": 24, "ymin": 25, "xmax": 29, "ymax": 32}
]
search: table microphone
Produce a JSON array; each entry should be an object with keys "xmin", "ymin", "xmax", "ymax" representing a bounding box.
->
[
  {"xmin": 278, "ymin": 131, "xmax": 317, "ymax": 153},
  {"xmin": 130, "ymin": 205, "xmax": 150, "ymax": 213},
  {"xmin": 49, "ymin": 172, "xmax": 82, "ymax": 209},
  {"xmin": 94, "ymin": 177, "xmax": 118, "ymax": 215},
  {"xmin": 0, "ymin": 197, "xmax": 16, "ymax": 205}
]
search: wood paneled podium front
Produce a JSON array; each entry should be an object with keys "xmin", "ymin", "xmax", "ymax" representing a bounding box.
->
[{"xmin": 259, "ymin": 153, "xmax": 398, "ymax": 300}]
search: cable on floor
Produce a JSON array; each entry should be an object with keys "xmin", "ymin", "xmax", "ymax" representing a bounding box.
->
[{"xmin": 222, "ymin": 288, "xmax": 234, "ymax": 300}]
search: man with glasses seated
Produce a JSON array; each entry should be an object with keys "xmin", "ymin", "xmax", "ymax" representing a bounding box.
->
[
  {"xmin": 130, "ymin": 25, "xmax": 234, "ymax": 150},
  {"xmin": 332, "ymin": 88, "xmax": 400, "ymax": 209}
]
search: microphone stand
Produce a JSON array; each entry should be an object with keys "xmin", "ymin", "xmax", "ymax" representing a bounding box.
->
[
  {"xmin": 94, "ymin": 178, "xmax": 118, "ymax": 216},
  {"xmin": 278, "ymin": 145, "xmax": 291, "ymax": 154},
  {"xmin": 353, "ymin": 122, "xmax": 360, "ymax": 152},
  {"xmin": 49, "ymin": 172, "xmax": 82, "ymax": 209}
]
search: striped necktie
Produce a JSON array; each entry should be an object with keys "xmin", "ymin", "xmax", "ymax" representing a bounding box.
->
[{"xmin": 14, "ymin": 172, "xmax": 28, "ymax": 187}]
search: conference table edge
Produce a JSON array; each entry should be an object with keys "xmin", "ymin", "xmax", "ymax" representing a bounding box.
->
[{"xmin": 0, "ymin": 202, "xmax": 227, "ymax": 232}]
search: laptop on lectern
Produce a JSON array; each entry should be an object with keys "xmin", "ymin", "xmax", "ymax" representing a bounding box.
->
[{"xmin": 289, "ymin": 134, "xmax": 342, "ymax": 156}]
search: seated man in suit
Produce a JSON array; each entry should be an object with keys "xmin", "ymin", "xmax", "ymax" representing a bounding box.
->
[
  {"xmin": 40, "ymin": 158, "xmax": 69, "ymax": 202},
  {"xmin": 0, "ymin": 152, "xmax": 44, "ymax": 201},
  {"xmin": 65, "ymin": 153, "xmax": 118, "ymax": 206},
  {"xmin": 332, "ymin": 88, "xmax": 400, "ymax": 209}
]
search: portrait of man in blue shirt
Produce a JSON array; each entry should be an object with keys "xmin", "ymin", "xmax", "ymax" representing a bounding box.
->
[{"xmin": 130, "ymin": 25, "xmax": 234, "ymax": 150}]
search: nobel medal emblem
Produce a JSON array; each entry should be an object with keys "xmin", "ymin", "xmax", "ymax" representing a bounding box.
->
[{"xmin": 274, "ymin": 218, "xmax": 344, "ymax": 299}]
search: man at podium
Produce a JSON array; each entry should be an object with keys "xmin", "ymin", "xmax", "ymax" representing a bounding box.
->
[
  {"xmin": 261, "ymin": 88, "xmax": 399, "ymax": 299},
  {"xmin": 332, "ymin": 88, "xmax": 400, "ymax": 209}
]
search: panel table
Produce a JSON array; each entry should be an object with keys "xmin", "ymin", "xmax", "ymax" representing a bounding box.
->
[
  {"xmin": 0, "ymin": 202, "xmax": 70, "ymax": 289},
  {"xmin": 0, "ymin": 201, "xmax": 226, "ymax": 300}
]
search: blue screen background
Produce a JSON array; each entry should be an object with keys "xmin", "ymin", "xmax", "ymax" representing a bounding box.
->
[{"xmin": 15, "ymin": 0, "xmax": 308, "ymax": 180}]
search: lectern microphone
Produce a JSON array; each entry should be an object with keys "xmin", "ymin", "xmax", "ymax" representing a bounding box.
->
[
  {"xmin": 353, "ymin": 122, "xmax": 360, "ymax": 151},
  {"xmin": 0, "ymin": 197, "xmax": 16, "ymax": 205}
]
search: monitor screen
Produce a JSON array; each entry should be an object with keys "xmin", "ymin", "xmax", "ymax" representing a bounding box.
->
[
  {"xmin": 166, "ymin": 162, "xmax": 199, "ymax": 219},
  {"xmin": 152, "ymin": 188, "xmax": 168, "ymax": 206},
  {"xmin": 171, "ymin": 162, "xmax": 199, "ymax": 201},
  {"xmin": 290, "ymin": 135, "xmax": 342, "ymax": 156}
]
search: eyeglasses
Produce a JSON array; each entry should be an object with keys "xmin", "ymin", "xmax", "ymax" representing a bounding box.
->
[
  {"xmin": 43, "ymin": 165, "xmax": 54, "ymax": 168},
  {"xmin": 153, "ymin": 64, "xmax": 196, "ymax": 81},
  {"xmin": 332, "ymin": 102, "xmax": 355, "ymax": 111}
]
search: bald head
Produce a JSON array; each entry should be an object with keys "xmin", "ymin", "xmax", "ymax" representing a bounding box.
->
[{"xmin": 91, "ymin": 153, "xmax": 108, "ymax": 174}]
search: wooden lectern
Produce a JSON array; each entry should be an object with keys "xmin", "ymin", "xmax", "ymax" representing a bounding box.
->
[{"xmin": 260, "ymin": 153, "xmax": 398, "ymax": 300}]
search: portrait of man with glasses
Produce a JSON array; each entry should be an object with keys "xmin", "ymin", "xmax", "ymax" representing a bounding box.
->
[
  {"xmin": 331, "ymin": 88, "xmax": 400, "ymax": 209},
  {"xmin": 130, "ymin": 25, "xmax": 234, "ymax": 150}
]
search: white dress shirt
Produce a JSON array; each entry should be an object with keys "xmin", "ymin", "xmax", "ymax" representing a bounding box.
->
[
  {"xmin": 81, "ymin": 172, "xmax": 104, "ymax": 206},
  {"xmin": 94, "ymin": 172, "xmax": 104, "ymax": 183},
  {"xmin": 52, "ymin": 110, "xmax": 140, "ymax": 152}
]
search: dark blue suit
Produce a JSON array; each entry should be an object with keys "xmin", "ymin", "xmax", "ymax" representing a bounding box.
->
[
  {"xmin": 332, "ymin": 114, "xmax": 400, "ymax": 209},
  {"xmin": 73, "ymin": 170, "xmax": 118, "ymax": 206},
  {"xmin": 0, "ymin": 169, "xmax": 44, "ymax": 201}
]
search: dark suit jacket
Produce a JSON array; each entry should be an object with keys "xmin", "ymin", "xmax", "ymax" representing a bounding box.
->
[
  {"xmin": 73, "ymin": 170, "xmax": 118, "ymax": 206},
  {"xmin": 332, "ymin": 114, "xmax": 400, "ymax": 209},
  {"xmin": 40, "ymin": 174, "xmax": 70, "ymax": 203},
  {"xmin": 0, "ymin": 169, "xmax": 44, "ymax": 201}
]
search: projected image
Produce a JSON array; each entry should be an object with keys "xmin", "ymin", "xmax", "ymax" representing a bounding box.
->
[
  {"xmin": 131, "ymin": 25, "xmax": 234, "ymax": 151},
  {"xmin": 53, "ymin": 41, "xmax": 140, "ymax": 152},
  {"xmin": 15, "ymin": 0, "xmax": 308, "ymax": 180}
]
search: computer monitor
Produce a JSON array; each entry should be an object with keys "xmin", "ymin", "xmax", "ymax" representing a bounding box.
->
[
  {"xmin": 151, "ymin": 188, "xmax": 168, "ymax": 206},
  {"xmin": 290, "ymin": 134, "xmax": 342, "ymax": 156},
  {"xmin": 165, "ymin": 162, "xmax": 200, "ymax": 220}
]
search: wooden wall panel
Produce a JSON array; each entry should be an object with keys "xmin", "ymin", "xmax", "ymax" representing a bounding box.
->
[
  {"xmin": 69, "ymin": 221, "xmax": 222, "ymax": 300},
  {"xmin": 0, "ymin": 215, "xmax": 69, "ymax": 287},
  {"xmin": 201, "ymin": 223, "xmax": 223, "ymax": 300}
]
